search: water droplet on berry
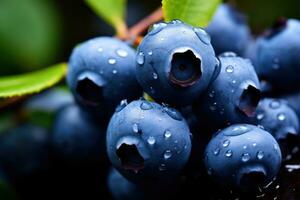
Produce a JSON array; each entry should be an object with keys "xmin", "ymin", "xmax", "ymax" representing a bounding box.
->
[
  {"xmin": 148, "ymin": 23, "xmax": 167, "ymax": 35},
  {"xmin": 270, "ymin": 100, "xmax": 280, "ymax": 109},
  {"xmin": 257, "ymin": 151, "xmax": 264, "ymax": 159},
  {"xmin": 214, "ymin": 148, "xmax": 220, "ymax": 156},
  {"xmin": 112, "ymin": 69, "xmax": 117, "ymax": 74},
  {"xmin": 209, "ymin": 91, "xmax": 215, "ymax": 98},
  {"xmin": 164, "ymin": 150, "xmax": 172, "ymax": 159},
  {"xmin": 147, "ymin": 136, "xmax": 156, "ymax": 145},
  {"xmin": 225, "ymin": 150, "xmax": 233, "ymax": 157},
  {"xmin": 115, "ymin": 99, "xmax": 128, "ymax": 112},
  {"xmin": 252, "ymin": 143, "xmax": 257, "ymax": 147},
  {"xmin": 108, "ymin": 58, "xmax": 116, "ymax": 64},
  {"xmin": 132, "ymin": 123, "xmax": 139, "ymax": 133},
  {"xmin": 148, "ymin": 51, "xmax": 153, "ymax": 56},
  {"xmin": 116, "ymin": 49, "xmax": 128, "ymax": 57},
  {"xmin": 256, "ymin": 113, "xmax": 264, "ymax": 120},
  {"xmin": 232, "ymin": 80, "xmax": 237, "ymax": 84},
  {"xmin": 152, "ymin": 72, "xmax": 158, "ymax": 79},
  {"xmin": 97, "ymin": 47, "xmax": 103, "ymax": 52},
  {"xmin": 272, "ymin": 58, "xmax": 280, "ymax": 70},
  {"xmin": 277, "ymin": 113, "xmax": 286, "ymax": 121},
  {"xmin": 193, "ymin": 27, "xmax": 211, "ymax": 44},
  {"xmin": 241, "ymin": 153, "xmax": 250, "ymax": 162},
  {"xmin": 243, "ymin": 145, "xmax": 247, "ymax": 149},
  {"xmin": 225, "ymin": 65, "xmax": 234, "ymax": 73},
  {"xmin": 223, "ymin": 140, "xmax": 230, "ymax": 147},
  {"xmin": 136, "ymin": 52, "xmax": 145, "ymax": 65},
  {"xmin": 220, "ymin": 52, "xmax": 237, "ymax": 57},
  {"xmin": 140, "ymin": 102, "xmax": 153, "ymax": 110},
  {"xmin": 164, "ymin": 130, "xmax": 172, "ymax": 139}
]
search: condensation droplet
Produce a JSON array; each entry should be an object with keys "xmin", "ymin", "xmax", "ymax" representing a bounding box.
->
[
  {"xmin": 97, "ymin": 47, "xmax": 103, "ymax": 52},
  {"xmin": 140, "ymin": 101, "xmax": 153, "ymax": 110},
  {"xmin": 112, "ymin": 69, "xmax": 117, "ymax": 74},
  {"xmin": 209, "ymin": 91, "xmax": 215, "ymax": 98},
  {"xmin": 242, "ymin": 153, "xmax": 250, "ymax": 162},
  {"xmin": 223, "ymin": 140, "xmax": 230, "ymax": 147},
  {"xmin": 108, "ymin": 58, "xmax": 116, "ymax": 65},
  {"xmin": 148, "ymin": 51, "xmax": 153, "ymax": 56},
  {"xmin": 277, "ymin": 113, "xmax": 286, "ymax": 121},
  {"xmin": 164, "ymin": 150, "xmax": 172, "ymax": 159},
  {"xmin": 136, "ymin": 52, "xmax": 145, "ymax": 65},
  {"xmin": 132, "ymin": 123, "xmax": 139, "ymax": 133},
  {"xmin": 256, "ymin": 113, "xmax": 264, "ymax": 120},
  {"xmin": 225, "ymin": 150, "xmax": 233, "ymax": 157},
  {"xmin": 225, "ymin": 65, "xmax": 234, "ymax": 73},
  {"xmin": 270, "ymin": 100, "xmax": 280, "ymax": 109},
  {"xmin": 214, "ymin": 148, "xmax": 220, "ymax": 156},
  {"xmin": 158, "ymin": 163, "xmax": 166, "ymax": 171},
  {"xmin": 116, "ymin": 49, "xmax": 128, "ymax": 57},
  {"xmin": 257, "ymin": 151, "xmax": 264, "ymax": 159},
  {"xmin": 152, "ymin": 72, "xmax": 158, "ymax": 79},
  {"xmin": 164, "ymin": 130, "xmax": 172, "ymax": 139},
  {"xmin": 147, "ymin": 136, "xmax": 156, "ymax": 145},
  {"xmin": 193, "ymin": 27, "xmax": 211, "ymax": 44}
]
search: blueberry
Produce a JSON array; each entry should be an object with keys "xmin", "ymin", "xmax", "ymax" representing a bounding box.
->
[
  {"xmin": 281, "ymin": 92, "xmax": 300, "ymax": 121},
  {"xmin": 106, "ymin": 100, "xmax": 192, "ymax": 183},
  {"xmin": 206, "ymin": 3, "xmax": 252, "ymax": 56},
  {"xmin": 0, "ymin": 124, "xmax": 49, "ymax": 181},
  {"xmin": 253, "ymin": 19, "xmax": 300, "ymax": 91},
  {"xmin": 136, "ymin": 20, "xmax": 217, "ymax": 106},
  {"xmin": 252, "ymin": 98, "xmax": 299, "ymax": 159},
  {"xmin": 195, "ymin": 54, "xmax": 261, "ymax": 130},
  {"xmin": 107, "ymin": 168, "xmax": 144, "ymax": 200},
  {"xmin": 51, "ymin": 102, "xmax": 106, "ymax": 165},
  {"xmin": 67, "ymin": 37, "xmax": 141, "ymax": 119},
  {"xmin": 204, "ymin": 124, "xmax": 282, "ymax": 189}
]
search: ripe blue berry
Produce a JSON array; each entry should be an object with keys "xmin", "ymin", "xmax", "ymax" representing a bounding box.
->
[
  {"xmin": 253, "ymin": 98, "xmax": 299, "ymax": 159},
  {"xmin": 0, "ymin": 124, "xmax": 49, "ymax": 181},
  {"xmin": 196, "ymin": 53, "xmax": 261, "ymax": 130},
  {"xmin": 204, "ymin": 124, "xmax": 281, "ymax": 189},
  {"xmin": 51, "ymin": 103, "xmax": 106, "ymax": 165},
  {"xmin": 253, "ymin": 19, "xmax": 300, "ymax": 91},
  {"xmin": 67, "ymin": 37, "xmax": 141, "ymax": 119},
  {"xmin": 106, "ymin": 100, "xmax": 192, "ymax": 183},
  {"xmin": 107, "ymin": 168, "xmax": 144, "ymax": 200},
  {"xmin": 136, "ymin": 20, "xmax": 217, "ymax": 106},
  {"xmin": 206, "ymin": 3, "xmax": 251, "ymax": 56},
  {"xmin": 281, "ymin": 92, "xmax": 300, "ymax": 121}
]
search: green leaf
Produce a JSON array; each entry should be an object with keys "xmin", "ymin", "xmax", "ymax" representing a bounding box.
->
[
  {"xmin": 0, "ymin": 63, "xmax": 67, "ymax": 98},
  {"xmin": 85, "ymin": 0, "xmax": 127, "ymax": 36},
  {"xmin": 162, "ymin": 0, "xmax": 221, "ymax": 27},
  {"xmin": 0, "ymin": 0, "xmax": 62, "ymax": 71}
]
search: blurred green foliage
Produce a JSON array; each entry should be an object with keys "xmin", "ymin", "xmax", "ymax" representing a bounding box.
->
[
  {"xmin": 235, "ymin": 0, "xmax": 300, "ymax": 33},
  {"xmin": 0, "ymin": 0, "xmax": 61, "ymax": 74}
]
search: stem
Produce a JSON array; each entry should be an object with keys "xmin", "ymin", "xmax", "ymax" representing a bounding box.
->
[{"xmin": 128, "ymin": 7, "xmax": 163, "ymax": 39}]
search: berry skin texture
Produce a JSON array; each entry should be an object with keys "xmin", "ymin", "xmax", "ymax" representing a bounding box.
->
[
  {"xmin": 0, "ymin": 124, "xmax": 49, "ymax": 181},
  {"xmin": 281, "ymin": 92, "xmax": 300, "ymax": 121},
  {"xmin": 107, "ymin": 168, "xmax": 144, "ymax": 200},
  {"xmin": 253, "ymin": 19, "xmax": 300, "ymax": 91},
  {"xmin": 67, "ymin": 37, "xmax": 141, "ymax": 119},
  {"xmin": 51, "ymin": 103, "xmax": 106, "ymax": 165},
  {"xmin": 206, "ymin": 3, "xmax": 251, "ymax": 56},
  {"xmin": 136, "ymin": 20, "xmax": 217, "ymax": 106},
  {"xmin": 106, "ymin": 100, "xmax": 192, "ymax": 183},
  {"xmin": 196, "ymin": 53, "xmax": 261, "ymax": 130},
  {"xmin": 204, "ymin": 124, "xmax": 282, "ymax": 189},
  {"xmin": 252, "ymin": 98, "xmax": 299, "ymax": 159}
]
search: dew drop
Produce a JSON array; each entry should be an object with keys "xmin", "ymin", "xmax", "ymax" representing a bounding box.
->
[
  {"xmin": 147, "ymin": 136, "xmax": 156, "ymax": 145},
  {"xmin": 241, "ymin": 153, "xmax": 250, "ymax": 162},
  {"xmin": 220, "ymin": 52, "xmax": 237, "ymax": 57},
  {"xmin": 148, "ymin": 23, "xmax": 167, "ymax": 35},
  {"xmin": 214, "ymin": 148, "xmax": 220, "ymax": 156},
  {"xmin": 193, "ymin": 27, "xmax": 211, "ymax": 44},
  {"xmin": 97, "ymin": 47, "xmax": 103, "ymax": 52},
  {"xmin": 272, "ymin": 58, "xmax": 280, "ymax": 70},
  {"xmin": 256, "ymin": 113, "xmax": 264, "ymax": 120},
  {"xmin": 140, "ymin": 101, "xmax": 153, "ymax": 110},
  {"xmin": 225, "ymin": 150, "xmax": 233, "ymax": 157},
  {"xmin": 116, "ymin": 49, "xmax": 128, "ymax": 57},
  {"xmin": 164, "ymin": 150, "xmax": 172, "ymax": 160},
  {"xmin": 225, "ymin": 65, "xmax": 234, "ymax": 73},
  {"xmin": 222, "ymin": 140, "xmax": 230, "ymax": 147},
  {"xmin": 136, "ymin": 52, "xmax": 145, "ymax": 65},
  {"xmin": 232, "ymin": 80, "xmax": 237, "ymax": 84},
  {"xmin": 164, "ymin": 130, "xmax": 172, "ymax": 139},
  {"xmin": 152, "ymin": 72, "xmax": 158, "ymax": 79},
  {"xmin": 270, "ymin": 100, "xmax": 280, "ymax": 109},
  {"xmin": 277, "ymin": 113, "xmax": 286, "ymax": 121},
  {"xmin": 112, "ymin": 69, "xmax": 118, "ymax": 74},
  {"xmin": 115, "ymin": 99, "xmax": 128, "ymax": 112},
  {"xmin": 108, "ymin": 58, "xmax": 116, "ymax": 65},
  {"xmin": 252, "ymin": 143, "xmax": 257, "ymax": 147},
  {"xmin": 257, "ymin": 151, "xmax": 264, "ymax": 160},
  {"xmin": 243, "ymin": 145, "xmax": 247, "ymax": 149},
  {"xmin": 148, "ymin": 51, "xmax": 153, "ymax": 56},
  {"xmin": 132, "ymin": 123, "xmax": 139, "ymax": 133},
  {"xmin": 163, "ymin": 107, "xmax": 182, "ymax": 121},
  {"xmin": 209, "ymin": 91, "xmax": 215, "ymax": 98}
]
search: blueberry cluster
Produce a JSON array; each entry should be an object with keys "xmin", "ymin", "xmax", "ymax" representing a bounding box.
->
[{"xmin": 5, "ymin": 3, "xmax": 297, "ymax": 199}]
